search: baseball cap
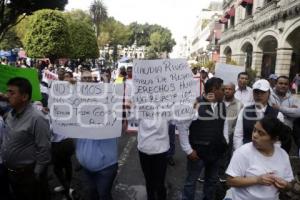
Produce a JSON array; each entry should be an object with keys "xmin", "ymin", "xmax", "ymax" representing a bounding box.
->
[
  {"xmin": 268, "ymin": 74, "xmax": 278, "ymax": 80},
  {"xmin": 253, "ymin": 79, "xmax": 270, "ymax": 91}
]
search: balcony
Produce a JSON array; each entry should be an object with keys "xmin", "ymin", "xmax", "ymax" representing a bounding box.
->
[{"xmin": 254, "ymin": 0, "xmax": 278, "ymax": 21}]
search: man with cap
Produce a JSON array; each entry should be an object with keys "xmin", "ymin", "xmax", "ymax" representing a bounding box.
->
[{"xmin": 233, "ymin": 79, "xmax": 284, "ymax": 150}]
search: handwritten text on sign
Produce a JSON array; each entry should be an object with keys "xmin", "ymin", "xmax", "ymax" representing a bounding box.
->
[
  {"xmin": 49, "ymin": 81, "xmax": 124, "ymax": 139},
  {"xmin": 132, "ymin": 59, "xmax": 197, "ymax": 120}
]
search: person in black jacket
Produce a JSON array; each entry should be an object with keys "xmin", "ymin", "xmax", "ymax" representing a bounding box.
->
[{"xmin": 178, "ymin": 77, "xmax": 228, "ymax": 200}]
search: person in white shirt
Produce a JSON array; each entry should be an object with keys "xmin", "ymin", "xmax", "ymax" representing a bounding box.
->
[
  {"xmin": 128, "ymin": 116, "xmax": 170, "ymax": 200},
  {"xmin": 226, "ymin": 116, "xmax": 294, "ymax": 200},
  {"xmin": 234, "ymin": 72, "xmax": 253, "ymax": 106},
  {"xmin": 126, "ymin": 99, "xmax": 170, "ymax": 199},
  {"xmin": 233, "ymin": 79, "xmax": 284, "ymax": 151}
]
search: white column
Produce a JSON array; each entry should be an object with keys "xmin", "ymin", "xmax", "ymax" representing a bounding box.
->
[
  {"xmin": 252, "ymin": 51, "xmax": 263, "ymax": 76},
  {"xmin": 236, "ymin": 53, "xmax": 246, "ymax": 67},
  {"xmin": 275, "ymin": 48, "xmax": 293, "ymax": 76}
]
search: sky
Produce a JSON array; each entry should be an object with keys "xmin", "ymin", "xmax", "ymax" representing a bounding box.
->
[{"xmin": 66, "ymin": 0, "xmax": 213, "ymax": 43}]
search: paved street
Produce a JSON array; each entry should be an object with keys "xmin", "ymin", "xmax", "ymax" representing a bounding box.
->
[{"xmin": 50, "ymin": 132, "xmax": 227, "ymax": 200}]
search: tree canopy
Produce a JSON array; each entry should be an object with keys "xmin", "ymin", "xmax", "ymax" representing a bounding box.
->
[
  {"xmin": 0, "ymin": 0, "xmax": 68, "ymax": 41},
  {"xmin": 98, "ymin": 17, "xmax": 132, "ymax": 47},
  {"xmin": 24, "ymin": 9, "xmax": 70, "ymax": 62},
  {"xmin": 65, "ymin": 12, "xmax": 99, "ymax": 59},
  {"xmin": 90, "ymin": 0, "xmax": 107, "ymax": 38}
]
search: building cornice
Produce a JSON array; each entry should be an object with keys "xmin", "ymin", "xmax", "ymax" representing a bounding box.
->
[{"xmin": 219, "ymin": 1, "xmax": 300, "ymax": 45}]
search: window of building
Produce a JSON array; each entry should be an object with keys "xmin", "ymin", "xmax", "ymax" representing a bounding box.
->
[
  {"xmin": 224, "ymin": 22, "xmax": 228, "ymax": 30},
  {"xmin": 230, "ymin": 16, "xmax": 235, "ymax": 28},
  {"xmin": 265, "ymin": 0, "xmax": 273, "ymax": 4},
  {"xmin": 245, "ymin": 4, "xmax": 253, "ymax": 17}
]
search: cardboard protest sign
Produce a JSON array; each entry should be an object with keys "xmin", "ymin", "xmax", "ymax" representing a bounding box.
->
[
  {"xmin": 48, "ymin": 81, "xmax": 124, "ymax": 139},
  {"xmin": 0, "ymin": 64, "xmax": 42, "ymax": 101},
  {"xmin": 42, "ymin": 70, "xmax": 58, "ymax": 84},
  {"xmin": 132, "ymin": 59, "xmax": 197, "ymax": 120},
  {"xmin": 214, "ymin": 63, "xmax": 245, "ymax": 85}
]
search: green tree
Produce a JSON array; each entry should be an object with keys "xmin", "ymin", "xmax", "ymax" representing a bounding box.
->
[
  {"xmin": 145, "ymin": 46, "xmax": 159, "ymax": 59},
  {"xmin": 14, "ymin": 15, "xmax": 30, "ymax": 45},
  {"xmin": 24, "ymin": 9, "xmax": 70, "ymax": 63},
  {"xmin": 0, "ymin": 28, "xmax": 22, "ymax": 50},
  {"xmin": 90, "ymin": 0, "xmax": 107, "ymax": 38},
  {"xmin": 128, "ymin": 22, "xmax": 176, "ymax": 51},
  {"xmin": 148, "ymin": 30, "xmax": 176, "ymax": 57},
  {"xmin": 0, "ymin": 0, "xmax": 67, "ymax": 42},
  {"xmin": 98, "ymin": 17, "xmax": 131, "ymax": 47},
  {"xmin": 65, "ymin": 9, "xmax": 93, "ymax": 26},
  {"xmin": 65, "ymin": 13, "xmax": 99, "ymax": 60}
]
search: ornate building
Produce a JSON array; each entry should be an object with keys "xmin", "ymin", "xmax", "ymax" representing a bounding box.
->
[
  {"xmin": 190, "ymin": 1, "xmax": 223, "ymax": 64},
  {"xmin": 219, "ymin": 0, "xmax": 300, "ymax": 80}
]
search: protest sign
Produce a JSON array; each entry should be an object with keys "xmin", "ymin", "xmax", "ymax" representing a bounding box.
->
[
  {"xmin": 48, "ymin": 81, "xmax": 124, "ymax": 139},
  {"xmin": 0, "ymin": 64, "xmax": 42, "ymax": 101},
  {"xmin": 42, "ymin": 70, "xmax": 58, "ymax": 84},
  {"xmin": 132, "ymin": 59, "xmax": 197, "ymax": 120},
  {"xmin": 214, "ymin": 63, "xmax": 245, "ymax": 85}
]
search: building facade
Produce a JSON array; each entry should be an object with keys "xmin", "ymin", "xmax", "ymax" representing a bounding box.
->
[
  {"xmin": 219, "ymin": 0, "xmax": 300, "ymax": 80},
  {"xmin": 190, "ymin": 1, "xmax": 223, "ymax": 64}
]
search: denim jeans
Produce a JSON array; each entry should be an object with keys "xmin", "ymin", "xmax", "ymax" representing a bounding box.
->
[
  {"xmin": 83, "ymin": 163, "xmax": 118, "ymax": 200},
  {"xmin": 182, "ymin": 157, "xmax": 221, "ymax": 200}
]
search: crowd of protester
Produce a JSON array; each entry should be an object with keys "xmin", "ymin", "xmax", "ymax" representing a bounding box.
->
[{"xmin": 0, "ymin": 58, "xmax": 300, "ymax": 200}]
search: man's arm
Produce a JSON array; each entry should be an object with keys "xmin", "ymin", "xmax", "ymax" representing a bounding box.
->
[
  {"xmin": 33, "ymin": 115, "xmax": 51, "ymax": 176},
  {"xmin": 278, "ymin": 106, "xmax": 300, "ymax": 118},
  {"xmin": 176, "ymin": 121, "xmax": 199, "ymax": 161}
]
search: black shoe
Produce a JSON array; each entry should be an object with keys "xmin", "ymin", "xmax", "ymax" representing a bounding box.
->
[{"xmin": 167, "ymin": 157, "xmax": 175, "ymax": 166}]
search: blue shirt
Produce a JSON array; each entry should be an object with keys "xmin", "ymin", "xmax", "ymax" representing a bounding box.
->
[{"xmin": 76, "ymin": 138, "xmax": 118, "ymax": 172}]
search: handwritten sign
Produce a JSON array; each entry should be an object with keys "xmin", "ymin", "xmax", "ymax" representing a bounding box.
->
[
  {"xmin": 48, "ymin": 81, "xmax": 124, "ymax": 139},
  {"xmin": 42, "ymin": 70, "xmax": 58, "ymax": 84},
  {"xmin": 0, "ymin": 64, "xmax": 42, "ymax": 101},
  {"xmin": 132, "ymin": 59, "xmax": 197, "ymax": 120},
  {"xmin": 215, "ymin": 63, "xmax": 245, "ymax": 85}
]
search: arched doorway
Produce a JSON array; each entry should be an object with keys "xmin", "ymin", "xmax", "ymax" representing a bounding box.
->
[
  {"xmin": 224, "ymin": 46, "xmax": 232, "ymax": 63},
  {"xmin": 258, "ymin": 36, "xmax": 278, "ymax": 78},
  {"xmin": 241, "ymin": 42, "xmax": 253, "ymax": 70},
  {"xmin": 286, "ymin": 26, "xmax": 300, "ymax": 82}
]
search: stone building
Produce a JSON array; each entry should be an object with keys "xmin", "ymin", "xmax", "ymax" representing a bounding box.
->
[{"xmin": 219, "ymin": 0, "xmax": 300, "ymax": 80}]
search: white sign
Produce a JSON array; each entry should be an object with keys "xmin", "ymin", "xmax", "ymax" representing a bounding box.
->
[
  {"xmin": 215, "ymin": 63, "xmax": 245, "ymax": 85},
  {"xmin": 42, "ymin": 70, "xmax": 58, "ymax": 84},
  {"xmin": 48, "ymin": 81, "xmax": 124, "ymax": 139},
  {"xmin": 132, "ymin": 59, "xmax": 197, "ymax": 120}
]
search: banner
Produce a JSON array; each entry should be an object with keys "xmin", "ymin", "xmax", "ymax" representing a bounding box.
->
[
  {"xmin": 48, "ymin": 81, "xmax": 124, "ymax": 139},
  {"xmin": 0, "ymin": 64, "xmax": 42, "ymax": 101},
  {"xmin": 132, "ymin": 59, "xmax": 197, "ymax": 120},
  {"xmin": 214, "ymin": 63, "xmax": 245, "ymax": 85}
]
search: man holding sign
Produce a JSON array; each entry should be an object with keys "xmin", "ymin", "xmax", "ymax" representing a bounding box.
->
[
  {"xmin": 74, "ymin": 71, "xmax": 119, "ymax": 200},
  {"xmin": 128, "ymin": 59, "xmax": 197, "ymax": 200}
]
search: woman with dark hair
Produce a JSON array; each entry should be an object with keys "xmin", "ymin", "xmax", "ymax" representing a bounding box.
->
[{"xmin": 225, "ymin": 116, "xmax": 294, "ymax": 200}]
